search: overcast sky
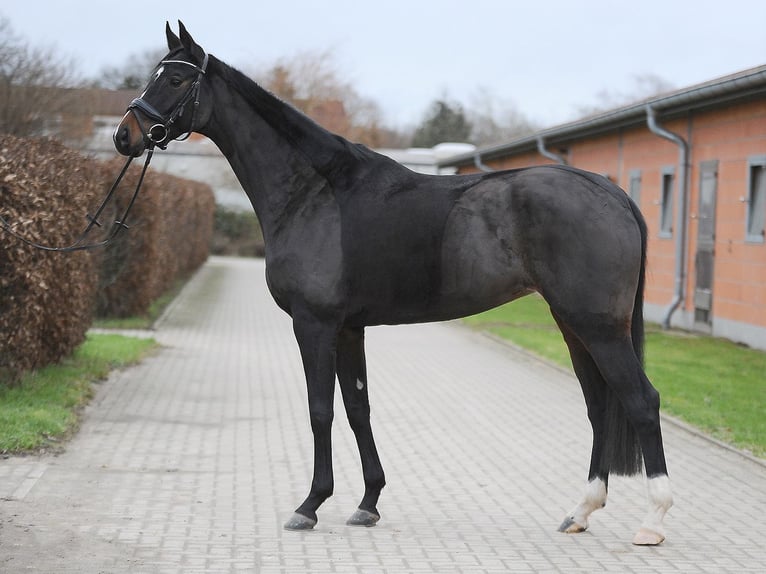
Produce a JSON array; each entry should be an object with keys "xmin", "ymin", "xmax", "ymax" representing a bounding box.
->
[{"xmin": 3, "ymin": 0, "xmax": 765, "ymax": 130}]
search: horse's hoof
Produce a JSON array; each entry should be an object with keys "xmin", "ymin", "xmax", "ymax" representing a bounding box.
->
[
  {"xmin": 558, "ymin": 516, "xmax": 587, "ymax": 534},
  {"xmin": 632, "ymin": 527, "xmax": 665, "ymax": 546},
  {"xmin": 346, "ymin": 508, "xmax": 380, "ymax": 527},
  {"xmin": 284, "ymin": 512, "xmax": 317, "ymax": 531}
]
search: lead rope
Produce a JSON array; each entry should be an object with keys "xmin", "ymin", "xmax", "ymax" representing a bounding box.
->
[{"xmin": 0, "ymin": 148, "xmax": 154, "ymax": 252}]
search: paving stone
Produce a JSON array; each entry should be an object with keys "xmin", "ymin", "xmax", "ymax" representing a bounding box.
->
[{"xmin": 1, "ymin": 256, "xmax": 765, "ymax": 573}]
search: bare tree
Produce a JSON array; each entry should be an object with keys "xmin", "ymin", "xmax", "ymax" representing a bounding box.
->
[
  {"xmin": 95, "ymin": 47, "xmax": 166, "ymax": 90},
  {"xmin": 467, "ymin": 87, "xmax": 538, "ymax": 146},
  {"xmin": 0, "ymin": 17, "xmax": 80, "ymax": 137},
  {"xmin": 577, "ymin": 73, "xmax": 675, "ymax": 116},
  {"xmin": 254, "ymin": 49, "xmax": 398, "ymax": 147}
]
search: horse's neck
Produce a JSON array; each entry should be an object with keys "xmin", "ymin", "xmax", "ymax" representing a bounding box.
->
[{"xmin": 200, "ymin": 62, "xmax": 356, "ymax": 240}]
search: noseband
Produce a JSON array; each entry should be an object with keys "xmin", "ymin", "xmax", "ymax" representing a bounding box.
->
[{"xmin": 127, "ymin": 52, "xmax": 208, "ymax": 149}]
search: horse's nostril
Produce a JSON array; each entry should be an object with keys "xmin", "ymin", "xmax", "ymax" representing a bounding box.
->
[
  {"xmin": 114, "ymin": 124, "xmax": 138, "ymax": 156},
  {"xmin": 114, "ymin": 126, "xmax": 126, "ymax": 147}
]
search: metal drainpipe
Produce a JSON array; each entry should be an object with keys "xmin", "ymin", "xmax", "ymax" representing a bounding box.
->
[
  {"xmin": 646, "ymin": 104, "xmax": 690, "ymax": 329},
  {"xmin": 473, "ymin": 154, "xmax": 495, "ymax": 173},
  {"xmin": 536, "ymin": 136, "xmax": 567, "ymax": 165}
]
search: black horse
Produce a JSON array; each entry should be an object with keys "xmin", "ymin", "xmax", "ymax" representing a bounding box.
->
[{"xmin": 114, "ymin": 22, "xmax": 672, "ymax": 545}]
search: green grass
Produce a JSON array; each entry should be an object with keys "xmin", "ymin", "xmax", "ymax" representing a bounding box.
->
[
  {"xmin": 643, "ymin": 331, "xmax": 765, "ymax": 455},
  {"xmin": 464, "ymin": 294, "xmax": 766, "ymax": 458},
  {"xmin": 464, "ymin": 295, "xmax": 571, "ymax": 369},
  {"xmin": 0, "ymin": 334, "xmax": 157, "ymax": 453}
]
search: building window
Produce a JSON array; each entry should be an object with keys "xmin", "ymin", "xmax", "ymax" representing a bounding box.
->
[
  {"xmin": 659, "ymin": 166, "xmax": 674, "ymax": 237},
  {"xmin": 746, "ymin": 156, "xmax": 766, "ymax": 243},
  {"xmin": 628, "ymin": 169, "xmax": 641, "ymax": 206}
]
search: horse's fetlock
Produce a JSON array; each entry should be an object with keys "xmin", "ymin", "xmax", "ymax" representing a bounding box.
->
[
  {"xmin": 308, "ymin": 482, "xmax": 333, "ymax": 504},
  {"xmin": 366, "ymin": 473, "xmax": 386, "ymax": 492}
]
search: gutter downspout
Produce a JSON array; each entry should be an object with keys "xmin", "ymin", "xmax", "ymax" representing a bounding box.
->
[
  {"xmin": 537, "ymin": 136, "xmax": 567, "ymax": 165},
  {"xmin": 474, "ymin": 153, "xmax": 495, "ymax": 173},
  {"xmin": 646, "ymin": 104, "xmax": 690, "ymax": 329}
]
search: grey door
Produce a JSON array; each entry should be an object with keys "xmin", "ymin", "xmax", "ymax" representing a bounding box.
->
[{"xmin": 694, "ymin": 160, "xmax": 718, "ymax": 329}]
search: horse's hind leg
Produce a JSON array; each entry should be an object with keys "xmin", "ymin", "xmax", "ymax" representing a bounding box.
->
[
  {"xmin": 336, "ymin": 326, "xmax": 386, "ymax": 526},
  {"xmin": 553, "ymin": 313, "xmax": 609, "ymax": 534},
  {"xmin": 584, "ymin": 336, "xmax": 673, "ymax": 545}
]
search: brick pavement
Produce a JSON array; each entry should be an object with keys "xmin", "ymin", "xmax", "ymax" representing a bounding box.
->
[{"xmin": 1, "ymin": 256, "xmax": 764, "ymax": 573}]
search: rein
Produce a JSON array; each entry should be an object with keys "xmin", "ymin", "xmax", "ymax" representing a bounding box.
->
[{"xmin": 0, "ymin": 148, "xmax": 154, "ymax": 252}]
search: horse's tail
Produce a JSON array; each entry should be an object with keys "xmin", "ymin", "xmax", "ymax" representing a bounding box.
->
[
  {"xmin": 629, "ymin": 199, "xmax": 648, "ymax": 367},
  {"xmin": 599, "ymin": 197, "xmax": 647, "ymax": 477}
]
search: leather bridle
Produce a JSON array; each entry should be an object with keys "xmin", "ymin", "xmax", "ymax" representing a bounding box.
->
[{"xmin": 126, "ymin": 52, "xmax": 208, "ymax": 149}]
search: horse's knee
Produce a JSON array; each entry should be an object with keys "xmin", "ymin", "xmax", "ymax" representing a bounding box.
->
[
  {"xmin": 309, "ymin": 408, "xmax": 334, "ymax": 434},
  {"xmin": 345, "ymin": 404, "xmax": 371, "ymax": 433}
]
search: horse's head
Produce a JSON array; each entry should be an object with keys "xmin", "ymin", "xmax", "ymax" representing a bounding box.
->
[{"xmin": 114, "ymin": 21, "xmax": 211, "ymax": 157}]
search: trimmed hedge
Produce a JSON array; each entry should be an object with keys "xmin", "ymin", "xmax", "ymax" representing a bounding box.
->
[
  {"xmin": 0, "ymin": 135, "xmax": 215, "ymax": 382},
  {"xmin": 93, "ymin": 158, "xmax": 214, "ymax": 317},
  {"xmin": 1, "ymin": 137, "xmax": 102, "ymax": 380},
  {"xmin": 211, "ymin": 205, "xmax": 265, "ymax": 257}
]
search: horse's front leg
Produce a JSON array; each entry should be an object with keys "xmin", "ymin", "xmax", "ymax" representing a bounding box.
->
[
  {"xmin": 284, "ymin": 311, "xmax": 339, "ymax": 531},
  {"xmin": 336, "ymin": 326, "xmax": 385, "ymax": 526}
]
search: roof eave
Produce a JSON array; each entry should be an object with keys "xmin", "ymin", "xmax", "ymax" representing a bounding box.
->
[{"xmin": 440, "ymin": 64, "xmax": 766, "ymax": 168}]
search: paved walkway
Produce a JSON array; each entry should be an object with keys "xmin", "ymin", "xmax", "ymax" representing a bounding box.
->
[{"xmin": 1, "ymin": 256, "xmax": 764, "ymax": 573}]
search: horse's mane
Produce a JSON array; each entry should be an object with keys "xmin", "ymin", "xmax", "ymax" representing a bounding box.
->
[{"xmin": 207, "ymin": 55, "xmax": 377, "ymax": 169}]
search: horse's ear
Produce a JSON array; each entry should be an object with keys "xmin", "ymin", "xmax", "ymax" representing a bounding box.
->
[
  {"xmin": 166, "ymin": 21, "xmax": 182, "ymax": 50},
  {"xmin": 177, "ymin": 20, "xmax": 206, "ymax": 66}
]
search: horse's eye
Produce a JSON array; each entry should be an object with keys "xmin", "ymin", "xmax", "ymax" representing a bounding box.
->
[{"xmin": 170, "ymin": 77, "xmax": 183, "ymax": 88}]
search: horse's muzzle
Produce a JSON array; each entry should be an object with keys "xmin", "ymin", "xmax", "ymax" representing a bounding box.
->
[{"xmin": 113, "ymin": 113, "xmax": 148, "ymax": 157}]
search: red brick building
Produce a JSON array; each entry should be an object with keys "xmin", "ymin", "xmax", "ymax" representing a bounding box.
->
[{"xmin": 441, "ymin": 65, "xmax": 766, "ymax": 351}]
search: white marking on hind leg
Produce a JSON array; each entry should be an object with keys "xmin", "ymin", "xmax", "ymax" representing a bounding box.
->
[
  {"xmin": 356, "ymin": 378, "xmax": 364, "ymax": 390},
  {"xmin": 633, "ymin": 474, "xmax": 673, "ymax": 545},
  {"xmin": 560, "ymin": 477, "xmax": 607, "ymax": 533}
]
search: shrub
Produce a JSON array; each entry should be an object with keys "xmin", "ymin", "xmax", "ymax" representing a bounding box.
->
[
  {"xmin": 0, "ymin": 135, "xmax": 215, "ymax": 383},
  {"xmin": 0, "ymin": 136, "xmax": 101, "ymax": 381},
  {"xmin": 211, "ymin": 205, "xmax": 265, "ymax": 257},
  {"xmin": 93, "ymin": 158, "xmax": 215, "ymax": 318}
]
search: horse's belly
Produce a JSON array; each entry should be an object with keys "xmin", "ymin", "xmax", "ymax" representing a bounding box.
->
[{"xmin": 439, "ymin": 185, "xmax": 532, "ymax": 310}]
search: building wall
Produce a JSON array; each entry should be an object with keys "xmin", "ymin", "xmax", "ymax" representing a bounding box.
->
[
  {"xmin": 459, "ymin": 100, "xmax": 766, "ymax": 350},
  {"xmin": 619, "ymin": 123, "xmax": 683, "ymax": 318},
  {"xmin": 687, "ymin": 101, "xmax": 766, "ymax": 339}
]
